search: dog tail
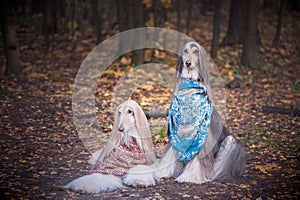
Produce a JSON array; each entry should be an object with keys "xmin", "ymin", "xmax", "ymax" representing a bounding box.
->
[{"xmin": 64, "ymin": 173, "xmax": 125, "ymax": 193}]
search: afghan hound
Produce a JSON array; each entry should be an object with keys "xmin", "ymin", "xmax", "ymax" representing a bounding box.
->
[
  {"xmin": 64, "ymin": 100, "xmax": 158, "ymax": 193},
  {"xmin": 153, "ymin": 41, "xmax": 246, "ymax": 183}
]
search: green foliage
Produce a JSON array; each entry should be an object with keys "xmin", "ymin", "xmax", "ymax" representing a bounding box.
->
[
  {"xmin": 156, "ymin": 125, "xmax": 167, "ymax": 139},
  {"xmin": 153, "ymin": 125, "xmax": 168, "ymax": 144}
]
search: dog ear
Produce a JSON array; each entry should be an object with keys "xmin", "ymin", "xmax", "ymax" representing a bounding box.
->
[
  {"xmin": 197, "ymin": 46, "xmax": 205, "ymax": 82},
  {"xmin": 128, "ymin": 100, "xmax": 156, "ymax": 163},
  {"xmin": 172, "ymin": 50, "xmax": 184, "ymax": 95},
  {"xmin": 176, "ymin": 54, "xmax": 183, "ymax": 74}
]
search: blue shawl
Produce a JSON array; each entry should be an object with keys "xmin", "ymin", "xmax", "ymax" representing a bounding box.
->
[{"xmin": 168, "ymin": 78, "xmax": 213, "ymax": 163}]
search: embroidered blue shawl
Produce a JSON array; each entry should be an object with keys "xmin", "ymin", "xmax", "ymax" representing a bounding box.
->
[{"xmin": 168, "ymin": 78, "xmax": 213, "ymax": 163}]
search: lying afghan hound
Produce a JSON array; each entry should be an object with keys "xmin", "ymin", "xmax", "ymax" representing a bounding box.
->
[
  {"xmin": 64, "ymin": 100, "xmax": 158, "ymax": 193},
  {"xmin": 153, "ymin": 41, "xmax": 246, "ymax": 183}
]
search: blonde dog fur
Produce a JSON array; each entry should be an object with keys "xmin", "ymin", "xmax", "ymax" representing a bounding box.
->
[{"xmin": 64, "ymin": 100, "xmax": 157, "ymax": 193}]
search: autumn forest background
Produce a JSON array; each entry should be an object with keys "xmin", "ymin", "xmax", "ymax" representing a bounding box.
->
[{"xmin": 0, "ymin": 0, "xmax": 299, "ymax": 199}]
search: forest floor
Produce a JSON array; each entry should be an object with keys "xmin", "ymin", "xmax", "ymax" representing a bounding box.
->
[{"xmin": 0, "ymin": 9, "xmax": 300, "ymax": 200}]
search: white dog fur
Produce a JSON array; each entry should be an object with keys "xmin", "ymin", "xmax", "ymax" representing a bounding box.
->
[
  {"xmin": 64, "ymin": 173, "xmax": 124, "ymax": 193},
  {"xmin": 123, "ymin": 165, "xmax": 156, "ymax": 187},
  {"xmin": 64, "ymin": 100, "xmax": 157, "ymax": 193}
]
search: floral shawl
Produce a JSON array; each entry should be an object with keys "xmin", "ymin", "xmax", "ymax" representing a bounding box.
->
[{"xmin": 168, "ymin": 78, "xmax": 213, "ymax": 163}]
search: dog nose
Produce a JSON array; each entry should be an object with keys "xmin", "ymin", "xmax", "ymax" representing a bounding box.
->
[
  {"xmin": 118, "ymin": 124, "xmax": 124, "ymax": 132},
  {"xmin": 185, "ymin": 60, "xmax": 191, "ymax": 67}
]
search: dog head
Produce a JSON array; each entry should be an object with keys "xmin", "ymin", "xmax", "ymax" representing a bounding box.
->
[
  {"xmin": 181, "ymin": 42, "xmax": 200, "ymax": 80},
  {"xmin": 173, "ymin": 41, "xmax": 212, "ymax": 103},
  {"xmin": 117, "ymin": 102, "xmax": 136, "ymax": 134},
  {"xmin": 177, "ymin": 41, "xmax": 209, "ymax": 82},
  {"xmin": 102, "ymin": 100, "xmax": 157, "ymax": 163}
]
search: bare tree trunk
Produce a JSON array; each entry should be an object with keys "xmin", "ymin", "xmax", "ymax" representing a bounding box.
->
[
  {"xmin": 51, "ymin": 0, "xmax": 58, "ymax": 33},
  {"xmin": 186, "ymin": 0, "xmax": 194, "ymax": 35},
  {"xmin": 32, "ymin": 0, "xmax": 42, "ymax": 14},
  {"xmin": 272, "ymin": 0, "xmax": 284, "ymax": 47},
  {"xmin": 42, "ymin": 0, "xmax": 58, "ymax": 47},
  {"xmin": 241, "ymin": 0, "xmax": 260, "ymax": 67},
  {"xmin": 58, "ymin": 0, "xmax": 67, "ymax": 32},
  {"xmin": 1, "ymin": 0, "xmax": 21, "ymax": 75},
  {"xmin": 222, "ymin": 0, "xmax": 247, "ymax": 45},
  {"xmin": 58, "ymin": 0, "xmax": 66, "ymax": 18},
  {"xmin": 286, "ymin": 0, "xmax": 299, "ymax": 11},
  {"xmin": 116, "ymin": 0, "xmax": 129, "ymax": 52},
  {"xmin": 177, "ymin": 0, "xmax": 182, "ymax": 32},
  {"xmin": 116, "ymin": 0, "xmax": 128, "ymax": 32},
  {"xmin": 131, "ymin": 0, "xmax": 145, "ymax": 66},
  {"xmin": 201, "ymin": 0, "xmax": 214, "ymax": 15},
  {"xmin": 90, "ymin": 0, "xmax": 98, "ymax": 25},
  {"xmin": 210, "ymin": 0, "xmax": 223, "ymax": 59},
  {"xmin": 70, "ymin": 0, "xmax": 76, "ymax": 39},
  {"xmin": 43, "ymin": 0, "xmax": 49, "ymax": 49},
  {"xmin": 263, "ymin": 0, "xmax": 275, "ymax": 9},
  {"xmin": 116, "ymin": 0, "xmax": 144, "ymax": 66},
  {"xmin": 96, "ymin": 4, "xmax": 103, "ymax": 43},
  {"xmin": 90, "ymin": 0, "xmax": 103, "ymax": 43}
]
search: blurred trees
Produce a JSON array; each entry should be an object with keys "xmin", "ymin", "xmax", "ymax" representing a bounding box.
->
[
  {"xmin": 210, "ymin": 0, "xmax": 223, "ymax": 59},
  {"xmin": 0, "ymin": 0, "xmax": 294, "ymax": 75},
  {"xmin": 1, "ymin": 0, "xmax": 21, "ymax": 75},
  {"xmin": 222, "ymin": 0, "xmax": 247, "ymax": 46},
  {"xmin": 241, "ymin": 0, "xmax": 260, "ymax": 67},
  {"xmin": 272, "ymin": 0, "xmax": 284, "ymax": 47},
  {"xmin": 116, "ymin": 0, "xmax": 146, "ymax": 66}
]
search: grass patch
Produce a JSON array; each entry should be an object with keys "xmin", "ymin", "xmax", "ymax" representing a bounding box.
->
[{"xmin": 153, "ymin": 125, "xmax": 168, "ymax": 144}]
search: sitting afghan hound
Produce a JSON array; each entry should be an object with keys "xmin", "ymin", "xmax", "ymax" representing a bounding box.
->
[
  {"xmin": 153, "ymin": 41, "xmax": 246, "ymax": 183},
  {"xmin": 64, "ymin": 100, "xmax": 158, "ymax": 193}
]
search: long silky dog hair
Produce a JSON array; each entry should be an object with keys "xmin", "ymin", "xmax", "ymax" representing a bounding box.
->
[
  {"xmin": 96, "ymin": 100, "xmax": 157, "ymax": 164},
  {"xmin": 169, "ymin": 41, "xmax": 245, "ymax": 181},
  {"xmin": 174, "ymin": 41, "xmax": 213, "ymax": 102},
  {"xmin": 173, "ymin": 41, "xmax": 222, "ymax": 159},
  {"xmin": 65, "ymin": 100, "xmax": 158, "ymax": 193}
]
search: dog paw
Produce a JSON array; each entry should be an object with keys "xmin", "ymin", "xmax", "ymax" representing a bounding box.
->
[
  {"xmin": 123, "ymin": 165, "xmax": 156, "ymax": 187},
  {"xmin": 176, "ymin": 174, "xmax": 210, "ymax": 184},
  {"xmin": 175, "ymin": 156, "xmax": 211, "ymax": 184}
]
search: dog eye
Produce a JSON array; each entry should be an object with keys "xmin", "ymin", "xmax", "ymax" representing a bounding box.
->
[
  {"xmin": 193, "ymin": 49, "xmax": 199, "ymax": 54},
  {"xmin": 183, "ymin": 49, "xmax": 188, "ymax": 54},
  {"xmin": 128, "ymin": 109, "xmax": 133, "ymax": 114}
]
